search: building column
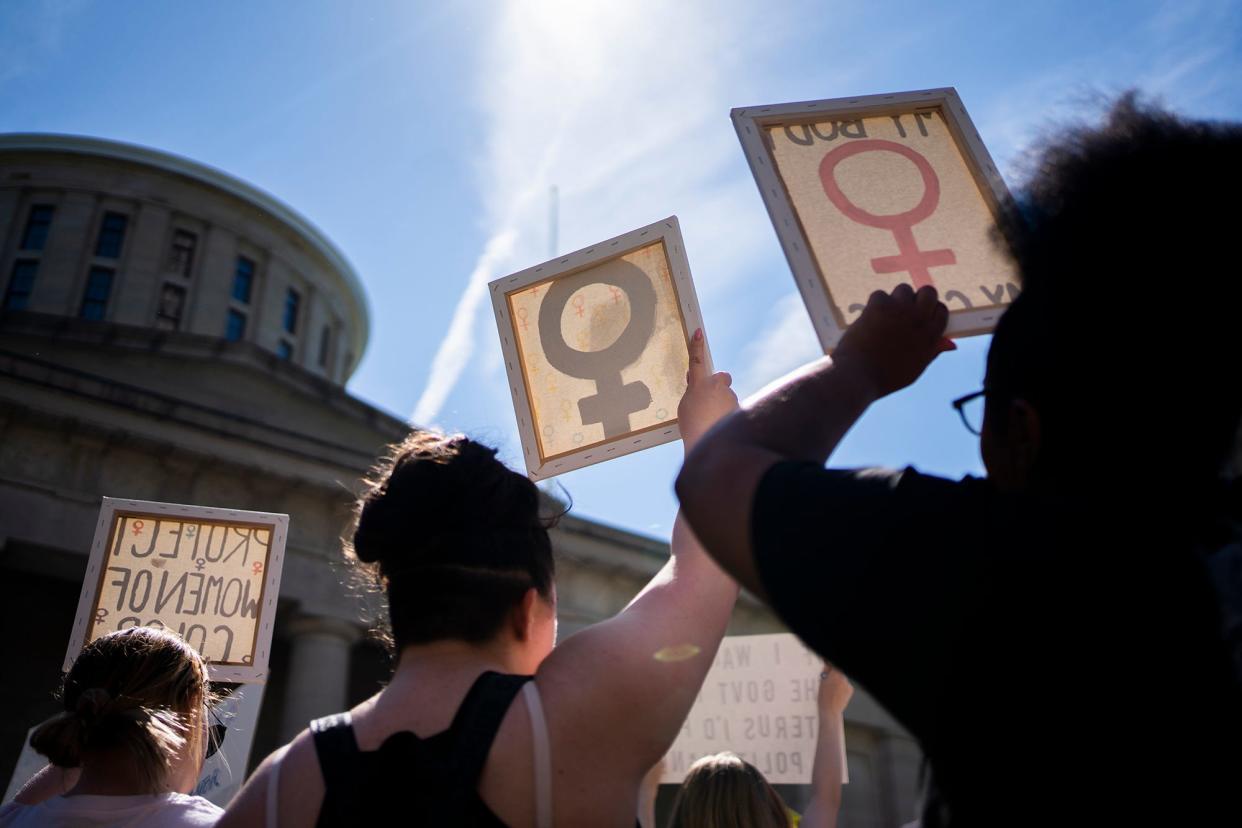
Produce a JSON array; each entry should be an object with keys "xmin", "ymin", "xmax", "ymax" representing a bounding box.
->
[{"xmin": 278, "ymin": 614, "xmax": 361, "ymax": 742}]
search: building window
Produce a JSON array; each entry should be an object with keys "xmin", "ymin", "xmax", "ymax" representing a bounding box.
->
[
  {"xmin": 277, "ymin": 340, "xmax": 294, "ymax": 360},
  {"xmin": 225, "ymin": 308, "xmax": 247, "ymax": 341},
  {"xmin": 79, "ymin": 267, "xmax": 114, "ymax": 321},
  {"xmin": 94, "ymin": 212, "xmax": 128, "ymax": 258},
  {"xmin": 282, "ymin": 288, "xmax": 300, "ymax": 334},
  {"xmin": 168, "ymin": 230, "xmax": 197, "ymax": 278},
  {"xmin": 20, "ymin": 205, "xmax": 54, "ymax": 251},
  {"xmin": 4, "ymin": 260, "xmax": 39, "ymax": 310},
  {"xmin": 232, "ymin": 257, "xmax": 254, "ymax": 304},
  {"xmin": 155, "ymin": 283, "xmax": 187, "ymax": 330},
  {"xmin": 317, "ymin": 325, "xmax": 331, "ymax": 368}
]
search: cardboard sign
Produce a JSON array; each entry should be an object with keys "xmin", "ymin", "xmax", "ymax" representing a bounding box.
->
[
  {"xmin": 662, "ymin": 633, "xmax": 847, "ymax": 785},
  {"xmin": 191, "ymin": 683, "xmax": 265, "ymax": 806},
  {"xmin": 65, "ymin": 498, "xmax": 289, "ymax": 683},
  {"xmin": 491, "ymin": 217, "xmax": 709, "ymax": 479},
  {"xmin": 3, "ymin": 684, "xmax": 266, "ymax": 808},
  {"xmin": 733, "ymin": 87, "xmax": 1019, "ymax": 351}
]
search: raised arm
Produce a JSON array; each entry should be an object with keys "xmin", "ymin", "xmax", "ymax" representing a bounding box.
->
[
  {"xmin": 801, "ymin": 664, "xmax": 855, "ymax": 828},
  {"xmin": 674, "ymin": 284, "xmax": 952, "ymax": 596},
  {"xmin": 536, "ymin": 330, "xmax": 742, "ymax": 802}
]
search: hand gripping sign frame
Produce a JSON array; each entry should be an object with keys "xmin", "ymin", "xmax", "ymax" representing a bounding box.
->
[
  {"xmin": 64, "ymin": 497, "xmax": 289, "ymax": 683},
  {"xmin": 490, "ymin": 216, "xmax": 710, "ymax": 480},
  {"xmin": 732, "ymin": 87, "xmax": 1018, "ymax": 352}
]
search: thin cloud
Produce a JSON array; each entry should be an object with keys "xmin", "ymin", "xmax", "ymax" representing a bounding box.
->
[
  {"xmin": 737, "ymin": 291, "xmax": 821, "ymax": 398},
  {"xmin": 411, "ymin": 0, "xmax": 792, "ymax": 426},
  {"xmin": 411, "ymin": 228, "xmax": 517, "ymax": 426}
]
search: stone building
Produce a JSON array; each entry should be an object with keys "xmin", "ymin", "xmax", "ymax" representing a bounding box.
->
[{"xmin": 0, "ymin": 133, "xmax": 919, "ymax": 826}]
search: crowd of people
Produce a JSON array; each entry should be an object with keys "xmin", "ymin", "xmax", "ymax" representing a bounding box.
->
[{"xmin": 2, "ymin": 95, "xmax": 1239, "ymax": 827}]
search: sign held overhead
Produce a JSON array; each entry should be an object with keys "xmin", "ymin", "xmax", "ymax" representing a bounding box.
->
[
  {"xmin": 733, "ymin": 87, "xmax": 1019, "ymax": 351},
  {"xmin": 491, "ymin": 216, "xmax": 709, "ymax": 479}
]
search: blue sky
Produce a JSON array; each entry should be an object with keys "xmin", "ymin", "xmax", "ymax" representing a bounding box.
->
[{"xmin": 3, "ymin": 0, "xmax": 1239, "ymax": 539}]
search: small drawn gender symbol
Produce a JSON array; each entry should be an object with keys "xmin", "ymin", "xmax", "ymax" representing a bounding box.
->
[
  {"xmin": 542, "ymin": 424, "xmax": 554, "ymax": 437},
  {"xmin": 516, "ymin": 307, "xmax": 529, "ymax": 331},
  {"xmin": 538, "ymin": 260, "xmax": 658, "ymax": 438},
  {"xmin": 195, "ymin": 557, "xmax": 206, "ymax": 572},
  {"xmin": 252, "ymin": 561, "xmax": 263, "ymax": 575},
  {"xmin": 819, "ymin": 138, "xmax": 955, "ymax": 289},
  {"xmin": 95, "ymin": 607, "xmax": 108, "ymax": 623},
  {"xmin": 185, "ymin": 525, "xmax": 197, "ymax": 538},
  {"xmin": 131, "ymin": 519, "xmax": 145, "ymax": 536},
  {"xmin": 655, "ymin": 408, "xmax": 668, "ymax": 420}
]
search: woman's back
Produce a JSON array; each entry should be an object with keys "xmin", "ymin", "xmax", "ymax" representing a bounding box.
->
[
  {"xmin": 308, "ymin": 672, "xmax": 531, "ymax": 826},
  {"xmin": 221, "ymin": 337, "xmax": 743, "ymax": 827}
]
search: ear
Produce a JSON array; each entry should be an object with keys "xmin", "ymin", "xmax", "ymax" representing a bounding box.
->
[
  {"xmin": 1005, "ymin": 398, "xmax": 1042, "ymax": 484},
  {"xmin": 510, "ymin": 587, "xmax": 541, "ymax": 643}
]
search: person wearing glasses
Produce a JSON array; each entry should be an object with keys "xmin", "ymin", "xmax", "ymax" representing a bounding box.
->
[
  {"xmin": 676, "ymin": 95, "xmax": 1242, "ymax": 827},
  {"xmin": 1, "ymin": 626, "xmax": 223, "ymax": 826}
]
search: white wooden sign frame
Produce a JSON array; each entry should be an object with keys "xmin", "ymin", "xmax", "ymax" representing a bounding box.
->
[
  {"xmin": 65, "ymin": 497, "xmax": 289, "ymax": 683},
  {"xmin": 490, "ymin": 216, "xmax": 711, "ymax": 480},
  {"xmin": 732, "ymin": 87, "xmax": 1016, "ymax": 352}
]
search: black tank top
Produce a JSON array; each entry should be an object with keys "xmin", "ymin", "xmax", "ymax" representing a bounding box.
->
[{"xmin": 311, "ymin": 671, "xmax": 532, "ymax": 827}]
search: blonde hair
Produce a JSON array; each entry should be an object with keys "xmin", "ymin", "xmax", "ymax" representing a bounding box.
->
[
  {"xmin": 29, "ymin": 626, "xmax": 211, "ymax": 793},
  {"xmin": 667, "ymin": 752, "xmax": 789, "ymax": 828}
]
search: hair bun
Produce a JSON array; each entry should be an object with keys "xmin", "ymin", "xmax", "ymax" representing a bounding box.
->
[
  {"xmin": 75, "ymin": 687, "xmax": 112, "ymax": 726},
  {"xmin": 352, "ymin": 433, "xmax": 544, "ymax": 572}
]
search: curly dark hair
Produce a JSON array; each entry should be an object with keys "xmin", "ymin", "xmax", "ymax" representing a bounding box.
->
[{"xmin": 987, "ymin": 93, "xmax": 1242, "ymax": 489}]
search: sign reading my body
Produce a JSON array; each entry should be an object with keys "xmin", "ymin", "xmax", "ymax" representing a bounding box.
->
[
  {"xmin": 778, "ymin": 111, "xmax": 1019, "ymax": 317},
  {"xmin": 94, "ymin": 515, "xmax": 270, "ymax": 663}
]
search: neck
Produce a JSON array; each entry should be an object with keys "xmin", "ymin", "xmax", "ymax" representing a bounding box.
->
[
  {"xmin": 67, "ymin": 753, "xmax": 168, "ymax": 798},
  {"xmin": 390, "ymin": 637, "xmax": 526, "ymax": 686}
]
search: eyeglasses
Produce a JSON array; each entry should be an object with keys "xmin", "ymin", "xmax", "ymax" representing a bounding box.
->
[
  {"xmin": 951, "ymin": 389, "xmax": 987, "ymax": 436},
  {"xmin": 204, "ymin": 707, "xmax": 227, "ymax": 761}
]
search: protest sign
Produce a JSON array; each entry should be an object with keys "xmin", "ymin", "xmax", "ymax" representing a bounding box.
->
[
  {"xmin": 662, "ymin": 633, "xmax": 848, "ymax": 785},
  {"xmin": 64, "ymin": 498, "xmax": 289, "ymax": 683},
  {"xmin": 191, "ymin": 683, "xmax": 265, "ymax": 806},
  {"xmin": 733, "ymin": 87, "xmax": 1019, "ymax": 351},
  {"xmin": 490, "ymin": 217, "xmax": 709, "ymax": 479}
]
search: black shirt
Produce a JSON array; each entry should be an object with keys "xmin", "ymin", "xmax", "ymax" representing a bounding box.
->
[
  {"xmin": 311, "ymin": 671, "xmax": 530, "ymax": 827},
  {"xmin": 752, "ymin": 462, "xmax": 1242, "ymax": 826}
]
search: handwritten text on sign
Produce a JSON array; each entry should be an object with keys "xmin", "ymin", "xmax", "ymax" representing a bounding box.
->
[
  {"xmin": 662, "ymin": 633, "xmax": 836, "ymax": 785},
  {"xmin": 86, "ymin": 514, "xmax": 271, "ymax": 664},
  {"xmin": 767, "ymin": 111, "xmax": 1019, "ymax": 326}
]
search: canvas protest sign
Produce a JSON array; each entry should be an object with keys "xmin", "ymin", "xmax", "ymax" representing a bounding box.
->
[
  {"xmin": 662, "ymin": 633, "xmax": 848, "ymax": 785},
  {"xmin": 65, "ymin": 498, "xmax": 289, "ymax": 683},
  {"xmin": 491, "ymin": 217, "xmax": 709, "ymax": 479},
  {"xmin": 733, "ymin": 87, "xmax": 1019, "ymax": 352}
]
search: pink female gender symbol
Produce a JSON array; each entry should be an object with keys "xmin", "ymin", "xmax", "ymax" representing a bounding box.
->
[
  {"xmin": 131, "ymin": 519, "xmax": 145, "ymax": 536},
  {"xmin": 819, "ymin": 139, "xmax": 955, "ymax": 289}
]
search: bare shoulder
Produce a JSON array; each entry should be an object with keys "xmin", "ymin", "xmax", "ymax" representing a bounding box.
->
[{"xmin": 218, "ymin": 730, "xmax": 323, "ymax": 828}]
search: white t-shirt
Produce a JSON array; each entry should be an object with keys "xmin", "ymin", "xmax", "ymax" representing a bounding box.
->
[{"xmin": 0, "ymin": 792, "xmax": 221, "ymax": 827}]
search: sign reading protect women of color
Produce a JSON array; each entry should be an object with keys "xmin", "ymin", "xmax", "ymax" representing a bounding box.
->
[
  {"xmin": 490, "ymin": 217, "xmax": 709, "ymax": 479},
  {"xmin": 662, "ymin": 633, "xmax": 847, "ymax": 785},
  {"xmin": 733, "ymin": 87, "xmax": 1019, "ymax": 351},
  {"xmin": 64, "ymin": 497, "xmax": 288, "ymax": 683}
]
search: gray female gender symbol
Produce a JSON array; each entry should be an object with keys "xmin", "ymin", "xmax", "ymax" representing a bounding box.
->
[{"xmin": 538, "ymin": 259, "xmax": 657, "ymax": 438}]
